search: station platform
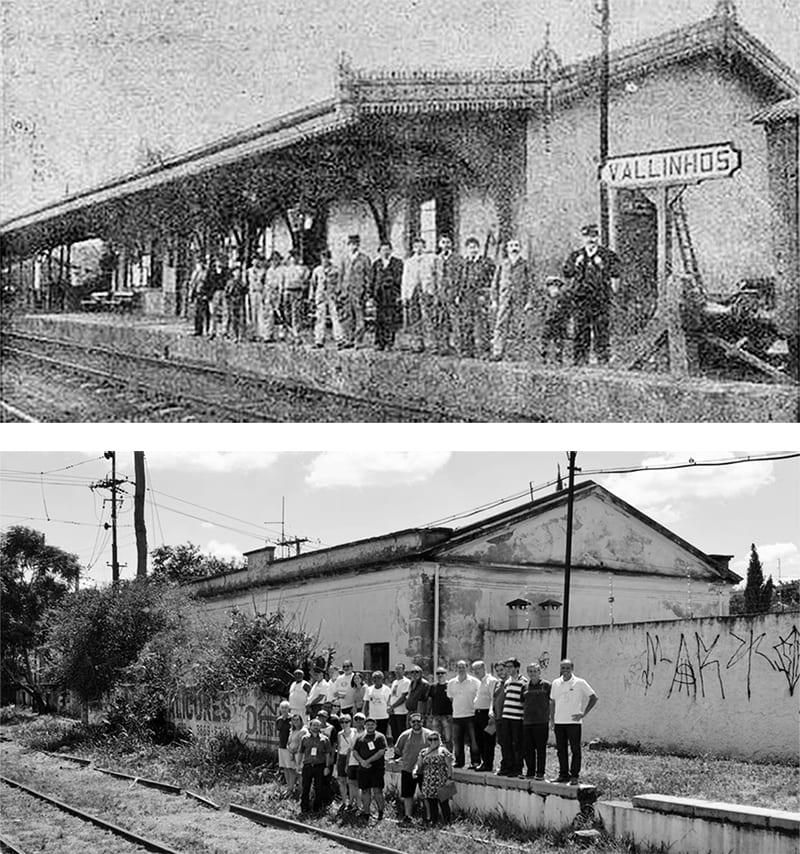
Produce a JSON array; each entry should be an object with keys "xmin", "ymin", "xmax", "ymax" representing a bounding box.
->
[{"xmin": 9, "ymin": 313, "xmax": 799, "ymax": 422}]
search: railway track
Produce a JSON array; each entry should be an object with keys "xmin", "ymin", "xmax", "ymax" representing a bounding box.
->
[
  {"xmin": 0, "ymin": 775, "xmax": 182, "ymax": 854},
  {"xmin": 0, "ymin": 750, "xmax": 408, "ymax": 854},
  {"xmin": 2, "ymin": 330, "xmax": 518, "ymax": 422}
]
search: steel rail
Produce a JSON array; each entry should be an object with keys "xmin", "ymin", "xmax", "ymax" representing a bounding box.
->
[
  {"xmin": 95, "ymin": 767, "xmax": 182, "ymax": 794},
  {"xmin": 229, "ymin": 803, "xmax": 407, "ymax": 854},
  {"xmin": 0, "ymin": 833, "xmax": 27, "ymax": 854},
  {"xmin": 184, "ymin": 790, "xmax": 221, "ymax": 810},
  {"xmin": 0, "ymin": 775, "xmax": 183, "ymax": 854},
  {"xmin": 0, "ymin": 400, "xmax": 39, "ymax": 423},
  {"xmin": 1, "ymin": 345, "xmax": 278, "ymax": 423},
  {"xmin": 3, "ymin": 329, "xmax": 524, "ymax": 421}
]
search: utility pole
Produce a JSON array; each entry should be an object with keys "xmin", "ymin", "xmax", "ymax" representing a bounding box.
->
[
  {"xmin": 598, "ymin": 0, "xmax": 611, "ymax": 246},
  {"xmin": 90, "ymin": 451, "xmax": 125, "ymax": 583},
  {"xmin": 276, "ymin": 496, "xmax": 309, "ymax": 557},
  {"xmin": 134, "ymin": 451, "xmax": 147, "ymax": 577},
  {"xmin": 560, "ymin": 451, "xmax": 580, "ymax": 660}
]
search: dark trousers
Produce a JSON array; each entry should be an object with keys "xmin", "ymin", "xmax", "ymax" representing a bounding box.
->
[
  {"xmin": 573, "ymin": 301, "xmax": 610, "ymax": 365},
  {"xmin": 451, "ymin": 717, "xmax": 479, "ymax": 767},
  {"xmin": 374, "ymin": 301, "xmax": 398, "ymax": 349},
  {"xmin": 474, "ymin": 709, "xmax": 495, "ymax": 769},
  {"xmin": 554, "ymin": 723, "xmax": 582, "ymax": 778},
  {"xmin": 194, "ymin": 298, "xmax": 209, "ymax": 335},
  {"xmin": 389, "ymin": 714, "xmax": 407, "ymax": 743},
  {"xmin": 426, "ymin": 797, "xmax": 451, "ymax": 824},
  {"xmin": 498, "ymin": 718, "xmax": 523, "ymax": 775},
  {"xmin": 375, "ymin": 718, "xmax": 389, "ymax": 737},
  {"xmin": 300, "ymin": 763, "xmax": 326, "ymax": 812},
  {"xmin": 523, "ymin": 723, "xmax": 548, "ymax": 777},
  {"xmin": 542, "ymin": 321, "xmax": 568, "ymax": 363}
]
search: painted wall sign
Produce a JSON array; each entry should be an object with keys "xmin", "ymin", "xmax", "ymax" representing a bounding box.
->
[
  {"xmin": 168, "ymin": 687, "xmax": 281, "ymax": 751},
  {"xmin": 600, "ymin": 142, "xmax": 741, "ymax": 188}
]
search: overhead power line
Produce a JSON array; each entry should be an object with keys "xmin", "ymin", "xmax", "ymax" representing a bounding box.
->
[
  {"xmin": 421, "ymin": 452, "xmax": 800, "ymax": 528},
  {"xmin": 146, "ymin": 486, "xmax": 283, "ymax": 538}
]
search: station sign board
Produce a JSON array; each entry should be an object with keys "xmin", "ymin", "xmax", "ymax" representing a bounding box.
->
[{"xmin": 600, "ymin": 142, "xmax": 741, "ymax": 188}]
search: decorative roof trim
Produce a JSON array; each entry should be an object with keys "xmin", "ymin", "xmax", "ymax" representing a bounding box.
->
[
  {"xmin": 343, "ymin": 16, "xmax": 798, "ymax": 116},
  {"xmin": 752, "ymin": 95, "xmax": 799, "ymax": 124}
]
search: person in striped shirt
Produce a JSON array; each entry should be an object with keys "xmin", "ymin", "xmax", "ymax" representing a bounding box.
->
[{"xmin": 497, "ymin": 657, "xmax": 526, "ymax": 777}]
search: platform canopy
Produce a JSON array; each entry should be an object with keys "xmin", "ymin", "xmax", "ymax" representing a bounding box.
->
[{"xmin": 1, "ymin": 7, "xmax": 797, "ymax": 258}]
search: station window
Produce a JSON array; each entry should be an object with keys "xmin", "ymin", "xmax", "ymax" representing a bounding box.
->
[
  {"xmin": 363, "ymin": 643, "xmax": 389, "ymax": 675},
  {"xmin": 419, "ymin": 198, "xmax": 437, "ymax": 250},
  {"xmin": 411, "ymin": 186, "xmax": 454, "ymax": 251}
]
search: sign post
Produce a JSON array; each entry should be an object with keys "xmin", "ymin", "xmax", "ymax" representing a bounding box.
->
[{"xmin": 600, "ymin": 142, "xmax": 741, "ymax": 375}]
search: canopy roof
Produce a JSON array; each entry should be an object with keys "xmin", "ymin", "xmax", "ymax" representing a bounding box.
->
[{"xmin": 2, "ymin": 9, "xmax": 796, "ymax": 255}]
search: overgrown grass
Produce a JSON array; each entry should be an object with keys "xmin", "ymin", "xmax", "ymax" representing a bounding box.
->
[
  {"xmin": 580, "ymin": 746, "xmax": 798, "ymax": 813},
  {"xmin": 0, "ymin": 704, "xmax": 38, "ymax": 726},
  {"xmin": 9, "ymin": 716, "xmax": 797, "ymax": 853}
]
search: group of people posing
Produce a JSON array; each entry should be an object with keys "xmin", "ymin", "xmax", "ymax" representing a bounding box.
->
[
  {"xmin": 276, "ymin": 656, "xmax": 598, "ymax": 826},
  {"xmin": 186, "ymin": 223, "xmax": 620, "ymax": 366}
]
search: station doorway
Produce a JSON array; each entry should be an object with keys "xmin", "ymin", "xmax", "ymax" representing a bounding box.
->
[{"xmin": 614, "ymin": 189, "xmax": 658, "ymax": 335}]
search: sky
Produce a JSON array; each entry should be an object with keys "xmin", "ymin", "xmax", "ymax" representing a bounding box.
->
[
  {"xmin": 2, "ymin": 0, "xmax": 798, "ymax": 219},
  {"xmin": 1, "ymin": 450, "xmax": 798, "ymax": 588}
]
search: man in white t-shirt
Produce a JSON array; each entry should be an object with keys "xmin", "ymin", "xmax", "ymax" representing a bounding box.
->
[
  {"xmin": 326, "ymin": 665, "xmax": 341, "ymax": 712},
  {"xmin": 447, "ymin": 659, "xmax": 481, "ymax": 768},
  {"xmin": 363, "ymin": 671, "xmax": 392, "ymax": 737},
  {"xmin": 549, "ymin": 658, "xmax": 598, "ymax": 785},
  {"xmin": 306, "ymin": 668, "xmax": 330, "ymax": 720},
  {"xmin": 332, "ymin": 660, "xmax": 357, "ymax": 715},
  {"xmin": 289, "ymin": 669, "xmax": 311, "ymax": 723},
  {"xmin": 388, "ymin": 662, "xmax": 411, "ymax": 744}
]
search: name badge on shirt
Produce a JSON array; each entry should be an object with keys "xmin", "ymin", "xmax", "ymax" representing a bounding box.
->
[
  {"xmin": 367, "ymin": 741, "xmax": 375, "ymax": 751},
  {"xmin": 311, "ymin": 747, "xmax": 318, "ymax": 757}
]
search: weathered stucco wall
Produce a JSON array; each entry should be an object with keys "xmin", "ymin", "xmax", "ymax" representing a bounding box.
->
[
  {"xmin": 437, "ymin": 565, "xmax": 725, "ymax": 668},
  {"xmin": 198, "ymin": 563, "xmax": 435, "ymax": 671},
  {"xmin": 527, "ymin": 57, "xmax": 775, "ymax": 290},
  {"xmin": 439, "ymin": 489, "xmax": 725, "ymax": 581},
  {"xmin": 484, "ymin": 612, "xmax": 799, "ymax": 762}
]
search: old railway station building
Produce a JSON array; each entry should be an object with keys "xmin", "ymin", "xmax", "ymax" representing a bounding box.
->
[
  {"xmin": 1, "ymin": 2, "xmax": 797, "ymax": 340},
  {"xmin": 186, "ymin": 481, "xmax": 740, "ymax": 673}
]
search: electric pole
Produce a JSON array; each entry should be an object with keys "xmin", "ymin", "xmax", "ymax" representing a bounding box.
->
[
  {"xmin": 107, "ymin": 451, "xmax": 119, "ymax": 583},
  {"xmin": 598, "ymin": 0, "xmax": 611, "ymax": 246},
  {"xmin": 560, "ymin": 451, "xmax": 580, "ymax": 659},
  {"xmin": 90, "ymin": 451, "xmax": 125, "ymax": 583},
  {"xmin": 276, "ymin": 496, "xmax": 310, "ymax": 557},
  {"xmin": 134, "ymin": 451, "xmax": 147, "ymax": 577}
]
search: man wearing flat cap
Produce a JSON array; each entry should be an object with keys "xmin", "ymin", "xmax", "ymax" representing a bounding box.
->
[{"xmin": 562, "ymin": 223, "xmax": 621, "ymax": 366}]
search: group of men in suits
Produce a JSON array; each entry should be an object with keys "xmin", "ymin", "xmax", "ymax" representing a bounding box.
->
[{"xmin": 195, "ymin": 224, "xmax": 620, "ymax": 365}]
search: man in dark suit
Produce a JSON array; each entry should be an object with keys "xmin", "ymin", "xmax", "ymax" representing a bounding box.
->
[
  {"xmin": 562, "ymin": 223, "xmax": 621, "ymax": 366},
  {"xmin": 457, "ymin": 236, "xmax": 495, "ymax": 357},
  {"xmin": 371, "ymin": 240, "xmax": 403, "ymax": 350},
  {"xmin": 339, "ymin": 234, "xmax": 373, "ymax": 348},
  {"xmin": 433, "ymin": 235, "xmax": 465, "ymax": 355}
]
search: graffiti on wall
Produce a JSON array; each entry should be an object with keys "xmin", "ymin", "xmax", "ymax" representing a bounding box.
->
[
  {"xmin": 169, "ymin": 690, "xmax": 281, "ymax": 749},
  {"xmin": 630, "ymin": 624, "xmax": 798, "ymax": 700}
]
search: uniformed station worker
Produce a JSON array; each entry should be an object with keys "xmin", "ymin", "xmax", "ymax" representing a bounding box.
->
[{"xmin": 562, "ymin": 223, "xmax": 621, "ymax": 366}]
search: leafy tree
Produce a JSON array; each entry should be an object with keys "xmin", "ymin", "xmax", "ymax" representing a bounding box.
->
[
  {"xmin": 198, "ymin": 608, "xmax": 321, "ymax": 696},
  {"xmin": 1, "ymin": 526, "xmax": 81, "ymax": 711},
  {"xmin": 775, "ymin": 579, "xmax": 799, "ymax": 610},
  {"xmin": 44, "ymin": 579, "xmax": 179, "ymax": 723},
  {"xmin": 150, "ymin": 542, "xmax": 243, "ymax": 584}
]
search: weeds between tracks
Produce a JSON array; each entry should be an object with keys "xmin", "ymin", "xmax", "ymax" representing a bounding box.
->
[{"xmin": 11, "ymin": 715, "xmax": 799, "ymax": 853}]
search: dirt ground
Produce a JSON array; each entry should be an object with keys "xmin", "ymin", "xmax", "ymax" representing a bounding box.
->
[{"xmin": 0, "ymin": 738, "xmax": 348, "ymax": 854}]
